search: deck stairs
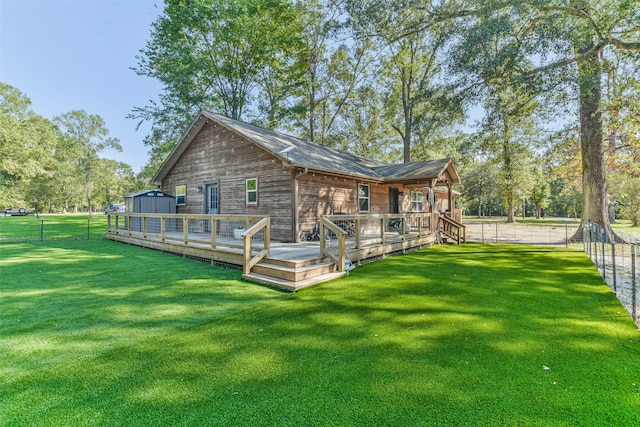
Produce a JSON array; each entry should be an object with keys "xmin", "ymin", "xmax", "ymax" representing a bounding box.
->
[{"xmin": 243, "ymin": 256, "xmax": 346, "ymax": 291}]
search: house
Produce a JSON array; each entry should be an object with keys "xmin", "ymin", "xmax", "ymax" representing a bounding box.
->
[{"xmin": 151, "ymin": 111, "xmax": 461, "ymax": 242}]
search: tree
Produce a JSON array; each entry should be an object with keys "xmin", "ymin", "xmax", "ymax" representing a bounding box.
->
[
  {"xmin": 461, "ymin": 160, "xmax": 501, "ymax": 218},
  {"xmin": 296, "ymin": 0, "xmax": 377, "ymax": 146},
  {"xmin": 0, "ymin": 83, "xmax": 58, "ymax": 209},
  {"xmin": 131, "ymin": 0, "xmax": 304, "ymax": 166},
  {"xmin": 349, "ymin": 0, "xmax": 464, "ymax": 163},
  {"xmin": 333, "ymin": 85, "xmax": 396, "ymax": 159},
  {"xmin": 469, "ymin": 1, "xmax": 638, "ymax": 237},
  {"xmin": 53, "ymin": 111, "xmax": 121, "ymax": 215},
  {"xmin": 530, "ymin": 161, "xmax": 550, "ymax": 219},
  {"xmin": 609, "ymin": 174, "xmax": 640, "ymax": 227}
]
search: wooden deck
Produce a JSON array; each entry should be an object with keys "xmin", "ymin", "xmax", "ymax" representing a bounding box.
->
[{"xmin": 105, "ymin": 212, "xmax": 460, "ymax": 291}]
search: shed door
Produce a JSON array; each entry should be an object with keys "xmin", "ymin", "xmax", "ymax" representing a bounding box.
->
[{"xmin": 205, "ymin": 182, "xmax": 219, "ymax": 214}]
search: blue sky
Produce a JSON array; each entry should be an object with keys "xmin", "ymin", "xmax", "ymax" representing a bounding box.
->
[{"xmin": 0, "ymin": 0, "xmax": 163, "ymax": 172}]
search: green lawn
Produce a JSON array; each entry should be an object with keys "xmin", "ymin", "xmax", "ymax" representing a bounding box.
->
[
  {"xmin": 0, "ymin": 214, "xmax": 107, "ymax": 243},
  {"xmin": 1, "ymin": 240, "xmax": 639, "ymax": 426}
]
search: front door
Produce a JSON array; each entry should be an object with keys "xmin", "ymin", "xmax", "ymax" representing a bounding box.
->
[
  {"xmin": 205, "ymin": 182, "xmax": 219, "ymax": 214},
  {"xmin": 389, "ymin": 188, "xmax": 399, "ymax": 214}
]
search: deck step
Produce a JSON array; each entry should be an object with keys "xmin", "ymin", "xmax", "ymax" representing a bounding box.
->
[
  {"xmin": 243, "ymin": 271, "xmax": 347, "ymax": 291},
  {"xmin": 252, "ymin": 261, "xmax": 336, "ymax": 282}
]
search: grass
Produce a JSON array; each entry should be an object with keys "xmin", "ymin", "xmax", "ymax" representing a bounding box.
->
[
  {"xmin": 1, "ymin": 239, "xmax": 639, "ymax": 426},
  {"xmin": 0, "ymin": 214, "xmax": 108, "ymax": 243},
  {"xmin": 612, "ymin": 220, "xmax": 640, "ymax": 234}
]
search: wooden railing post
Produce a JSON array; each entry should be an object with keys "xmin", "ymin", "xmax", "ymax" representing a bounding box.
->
[
  {"xmin": 380, "ymin": 217, "xmax": 385, "ymax": 245},
  {"xmin": 143, "ymin": 215, "xmax": 147, "ymax": 239},
  {"xmin": 214, "ymin": 215, "xmax": 218, "ymax": 249},
  {"xmin": 355, "ymin": 217, "xmax": 361, "ymax": 249},
  {"xmin": 243, "ymin": 230, "xmax": 251, "ymax": 275},
  {"xmin": 264, "ymin": 217, "xmax": 270, "ymax": 256},
  {"xmin": 161, "ymin": 215, "xmax": 166, "ymax": 242},
  {"xmin": 183, "ymin": 217, "xmax": 188, "ymax": 245}
]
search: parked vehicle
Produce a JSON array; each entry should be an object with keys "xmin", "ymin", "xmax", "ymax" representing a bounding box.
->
[
  {"xmin": 104, "ymin": 204, "xmax": 125, "ymax": 214},
  {"xmin": 0, "ymin": 208, "xmax": 33, "ymax": 217}
]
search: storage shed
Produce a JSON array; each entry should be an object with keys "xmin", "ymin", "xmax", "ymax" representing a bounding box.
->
[{"xmin": 125, "ymin": 189, "xmax": 176, "ymax": 232}]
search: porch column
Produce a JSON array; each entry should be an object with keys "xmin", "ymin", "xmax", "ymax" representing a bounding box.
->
[{"xmin": 448, "ymin": 182, "xmax": 453, "ymax": 217}]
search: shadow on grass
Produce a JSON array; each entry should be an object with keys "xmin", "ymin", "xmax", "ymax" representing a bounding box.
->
[{"xmin": 1, "ymin": 241, "xmax": 639, "ymax": 426}]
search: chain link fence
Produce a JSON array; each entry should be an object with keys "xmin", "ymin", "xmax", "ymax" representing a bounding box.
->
[
  {"xmin": 583, "ymin": 221, "xmax": 638, "ymax": 325},
  {"xmin": 0, "ymin": 215, "xmax": 107, "ymax": 243},
  {"xmin": 464, "ymin": 219, "xmax": 639, "ymax": 325}
]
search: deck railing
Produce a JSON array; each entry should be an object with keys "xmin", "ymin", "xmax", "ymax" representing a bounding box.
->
[
  {"xmin": 438, "ymin": 214, "xmax": 466, "ymax": 245},
  {"xmin": 107, "ymin": 213, "xmax": 269, "ymax": 273},
  {"xmin": 242, "ymin": 217, "xmax": 270, "ymax": 274},
  {"xmin": 323, "ymin": 212, "xmax": 433, "ymax": 249},
  {"xmin": 319, "ymin": 216, "xmax": 346, "ymax": 272}
]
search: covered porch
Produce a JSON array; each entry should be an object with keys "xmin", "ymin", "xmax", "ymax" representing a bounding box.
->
[{"xmin": 106, "ymin": 212, "xmax": 465, "ymax": 291}]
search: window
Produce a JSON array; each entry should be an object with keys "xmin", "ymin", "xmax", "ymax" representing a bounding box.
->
[
  {"xmin": 411, "ymin": 191, "xmax": 424, "ymax": 211},
  {"xmin": 358, "ymin": 184, "xmax": 370, "ymax": 212},
  {"xmin": 246, "ymin": 178, "xmax": 258, "ymax": 205},
  {"xmin": 176, "ymin": 185, "xmax": 186, "ymax": 206}
]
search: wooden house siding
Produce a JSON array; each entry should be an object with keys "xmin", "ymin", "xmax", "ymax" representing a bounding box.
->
[
  {"xmin": 295, "ymin": 175, "xmax": 433, "ymax": 237},
  {"xmin": 160, "ymin": 122, "xmax": 294, "ymax": 241},
  {"xmin": 152, "ymin": 111, "xmax": 462, "ymax": 243}
]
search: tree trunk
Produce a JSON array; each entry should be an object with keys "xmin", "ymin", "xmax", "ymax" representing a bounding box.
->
[
  {"xmin": 506, "ymin": 194, "xmax": 514, "ymax": 223},
  {"xmin": 577, "ymin": 50, "xmax": 614, "ymax": 241}
]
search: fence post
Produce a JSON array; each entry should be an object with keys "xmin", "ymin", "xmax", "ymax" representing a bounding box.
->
[
  {"xmin": 611, "ymin": 242, "xmax": 617, "ymax": 293},
  {"xmin": 632, "ymin": 245, "xmax": 637, "ymax": 322},
  {"xmin": 601, "ymin": 229, "xmax": 606, "ymax": 280}
]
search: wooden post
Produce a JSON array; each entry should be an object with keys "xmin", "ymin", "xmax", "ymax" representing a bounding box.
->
[
  {"xmin": 264, "ymin": 217, "xmax": 270, "ymax": 256},
  {"xmin": 380, "ymin": 217, "xmax": 385, "ymax": 245},
  {"xmin": 161, "ymin": 215, "xmax": 166, "ymax": 242},
  {"xmin": 143, "ymin": 215, "xmax": 147, "ymax": 239},
  {"xmin": 418, "ymin": 216, "xmax": 422, "ymax": 238},
  {"xmin": 320, "ymin": 219, "xmax": 326, "ymax": 255},
  {"xmin": 127, "ymin": 214, "xmax": 132, "ymax": 236},
  {"xmin": 338, "ymin": 232, "xmax": 346, "ymax": 273},
  {"xmin": 243, "ymin": 231, "xmax": 251, "ymax": 275},
  {"xmin": 210, "ymin": 216, "xmax": 216, "ymax": 249},
  {"xmin": 355, "ymin": 217, "xmax": 361, "ymax": 249},
  {"xmin": 183, "ymin": 216, "xmax": 188, "ymax": 245}
]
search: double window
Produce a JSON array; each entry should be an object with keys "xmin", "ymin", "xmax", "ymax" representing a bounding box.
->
[
  {"xmin": 176, "ymin": 185, "xmax": 186, "ymax": 206},
  {"xmin": 246, "ymin": 178, "xmax": 258, "ymax": 205},
  {"xmin": 358, "ymin": 184, "xmax": 370, "ymax": 212},
  {"xmin": 411, "ymin": 191, "xmax": 424, "ymax": 211}
]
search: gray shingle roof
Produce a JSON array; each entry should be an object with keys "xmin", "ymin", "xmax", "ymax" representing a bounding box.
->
[
  {"xmin": 209, "ymin": 113, "xmax": 385, "ymax": 178},
  {"xmin": 152, "ymin": 111, "xmax": 460, "ymax": 185}
]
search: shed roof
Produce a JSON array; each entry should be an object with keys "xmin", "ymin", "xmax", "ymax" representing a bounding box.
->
[
  {"xmin": 152, "ymin": 111, "xmax": 461, "ymax": 186},
  {"xmin": 126, "ymin": 189, "xmax": 174, "ymax": 198}
]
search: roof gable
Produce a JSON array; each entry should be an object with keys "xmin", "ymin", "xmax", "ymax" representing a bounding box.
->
[{"xmin": 152, "ymin": 111, "xmax": 460, "ymax": 185}]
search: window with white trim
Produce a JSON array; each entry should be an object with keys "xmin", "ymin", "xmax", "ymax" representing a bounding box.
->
[
  {"xmin": 176, "ymin": 185, "xmax": 186, "ymax": 206},
  {"xmin": 411, "ymin": 191, "xmax": 424, "ymax": 211},
  {"xmin": 246, "ymin": 178, "xmax": 258, "ymax": 205},
  {"xmin": 358, "ymin": 184, "xmax": 370, "ymax": 212}
]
